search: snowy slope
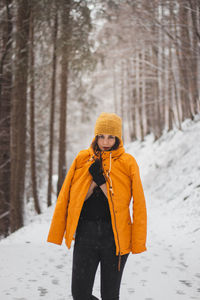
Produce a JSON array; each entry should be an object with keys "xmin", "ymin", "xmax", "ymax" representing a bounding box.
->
[{"xmin": 0, "ymin": 117, "xmax": 200, "ymax": 300}]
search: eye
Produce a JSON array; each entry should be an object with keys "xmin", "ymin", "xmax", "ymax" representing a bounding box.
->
[
  {"xmin": 108, "ymin": 135, "xmax": 115, "ymax": 139},
  {"xmin": 98, "ymin": 135, "xmax": 104, "ymax": 139}
]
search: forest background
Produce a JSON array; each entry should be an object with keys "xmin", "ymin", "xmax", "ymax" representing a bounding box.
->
[{"xmin": 0, "ymin": 0, "xmax": 199, "ymax": 237}]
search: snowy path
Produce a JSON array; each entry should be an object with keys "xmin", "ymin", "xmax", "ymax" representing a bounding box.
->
[
  {"xmin": 0, "ymin": 196, "xmax": 199, "ymax": 300},
  {"xmin": 121, "ymin": 200, "xmax": 200, "ymax": 300},
  {"xmin": 1, "ymin": 119, "xmax": 200, "ymax": 299}
]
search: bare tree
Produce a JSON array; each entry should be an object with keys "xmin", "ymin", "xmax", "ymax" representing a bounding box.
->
[
  {"xmin": 0, "ymin": 0, "xmax": 12, "ymax": 237},
  {"xmin": 29, "ymin": 2, "xmax": 41, "ymax": 214},
  {"xmin": 57, "ymin": 0, "xmax": 72, "ymax": 195},
  {"xmin": 10, "ymin": 0, "xmax": 30, "ymax": 232},
  {"xmin": 47, "ymin": 3, "xmax": 58, "ymax": 207},
  {"xmin": 188, "ymin": 0, "xmax": 199, "ymax": 114}
]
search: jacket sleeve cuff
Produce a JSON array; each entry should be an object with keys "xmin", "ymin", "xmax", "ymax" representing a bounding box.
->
[
  {"xmin": 47, "ymin": 236, "xmax": 63, "ymax": 245},
  {"xmin": 131, "ymin": 244, "xmax": 147, "ymax": 254}
]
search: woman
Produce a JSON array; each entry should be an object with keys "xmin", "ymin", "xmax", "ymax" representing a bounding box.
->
[{"xmin": 47, "ymin": 112, "xmax": 147, "ymax": 300}]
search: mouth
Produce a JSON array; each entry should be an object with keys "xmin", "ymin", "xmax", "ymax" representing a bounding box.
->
[{"xmin": 103, "ymin": 147, "xmax": 110, "ymax": 151}]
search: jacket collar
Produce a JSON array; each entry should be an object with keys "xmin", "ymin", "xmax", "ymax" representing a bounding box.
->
[{"xmin": 88, "ymin": 140, "xmax": 125, "ymax": 160}]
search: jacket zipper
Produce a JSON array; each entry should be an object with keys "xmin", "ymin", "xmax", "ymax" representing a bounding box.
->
[
  {"xmin": 90, "ymin": 152, "xmax": 122, "ymax": 270},
  {"xmin": 108, "ymin": 188, "xmax": 121, "ymax": 271}
]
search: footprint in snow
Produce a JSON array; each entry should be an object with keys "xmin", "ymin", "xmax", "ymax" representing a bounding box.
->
[
  {"xmin": 179, "ymin": 261, "xmax": 188, "ymax": 268},
  {"xmin": 140, "ymin": 279, "xmax": 147, "ymax": 286},
  {"xmin": 28, "ymin": 279, "xmax": 37, "ymax": 282},
  {"xmin": 56, "ymin": 264, "xmax": 64, "ymax": 269},
  {"xmin": 195, "ymin": 273, "xmax": 200, "ymax": 278},
  {"xmin": 170, "ymin": 254, "xmax": 175, "ymax": 261},
  {"xmin": 49, "ymin": 257, "xmax": 55, "ymax": 262},
  {"xmin": 176, "ymin": 265, "xmax": 185, "ymax": 272},
  {"xmin": 17, "ymin": 277, "xmax": 23, "ymax": 282},
  {"xmin": 142, "ymin": 266, "xmax": 149, "ymax": 272},
  {"xmin": 128, "ymin": 288, "xmax": 135, "ymax": 294},
  {"xmin": 161, "ymin": 271, "xmax": 168, "ymax": 275},
  {"xmin": 38, "ymin": 286, "xmax": 48, "ymax": 296},
  {"xmin": 176, "ymin": 290, "xmax": 185, "ymax": 295},
  {"xmin": 52, "ymin": 278, "xmax": 59, "ymax": 285},
  {"xmin": 131, "ymin": 271, "xmax": 137, "ymax": 276},
  {"xmin": 179, "ymin": 279, "xmax": 192, "ymax": 287},
  {"xmin": 42, "ymin": 271, "xmax": 48, "ymax": 276}
]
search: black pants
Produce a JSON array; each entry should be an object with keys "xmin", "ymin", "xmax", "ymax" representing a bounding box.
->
[{"xmin": 71, "ymin": 219, "xmax": 129, "ymax": 300}]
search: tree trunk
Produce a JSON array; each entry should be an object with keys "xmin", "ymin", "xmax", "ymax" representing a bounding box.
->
[
  {"xmin": 179, "ymin": 0, "xmax": 193, "ymax": 121},
  {"xmin": 145, "ymin": 48, "xmax": 152, "ymax": 136},
  {"xmin": 126, "ymin": 58, "xmax": 133, "ymax": 141},
  {"xmin": 154, "ymin": 1, "xmax": 163, "ymax": 139},
  {"xmin": 10, "ymin": 0, "xmax": 30, "ymax": 232},
  {"xmin": 137, "ymin": 52, "xmax": 144, "ymax": 141},
  {"xmin": 168, "ymin": 0, "xmax": 173, "ymax": 131},
  {"xmin": 141, "ymin": 48, "xmax": 147, "ymax": 137},
  {"xmin": 0, "ymin": 0, "xmax": 12, "ymax": 237},
  {"xmin": 160, "ymin": 0, "xmax": 166, "ymax": 130},
  {"xmin": 171, "ymin": 69, "xmax": 182, "ymax": 130},
  {"xmin": 131, "ymin": 57, "xmax": 137, "ymax": 140},
  {"xmin": 112, "ymin": 59, "xmax": 118, "ymax": 114},
  {"xmin": 120, "ymin": 59, "xmax": 125, "ymax": 140},
  {"xmin": 188, "ymin": 0, "xmax": 199, "ymax": 114},
  {"xmin": 57, "ymin": 0, "xmax": 71, "ymax": 195},
  {"xmin": 29, "ymin": 4, "xmax": 41, "ymax": 214},
  {"xmin": 157, "ymin": 1, "xmax": 164, "ymax": 135},
  {"xmin": 47, "ymin": 6, "xmax": 58, "ymax": 207}
]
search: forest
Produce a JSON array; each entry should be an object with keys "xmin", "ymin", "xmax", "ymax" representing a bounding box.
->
[{"xmin": 0, "ymin": 0, "xmax": 199, "ymax": 237}]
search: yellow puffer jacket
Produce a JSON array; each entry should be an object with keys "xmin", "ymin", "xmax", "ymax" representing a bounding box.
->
[{"xmin": 47, "ymin": 141, "xmax": 147, "ymax": 255}]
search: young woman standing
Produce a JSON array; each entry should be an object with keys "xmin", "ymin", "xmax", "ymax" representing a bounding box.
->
[{"xmin": 47, "ymin": 112, "xmax": 147, "ymax": 300}]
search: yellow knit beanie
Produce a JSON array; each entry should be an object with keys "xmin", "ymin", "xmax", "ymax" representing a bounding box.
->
[{"xmin": 94, "ymin": 112, "xmax": 122, "ymax": 140}]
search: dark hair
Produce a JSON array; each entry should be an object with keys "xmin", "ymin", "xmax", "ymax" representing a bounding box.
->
[{"xmin": 91, "ymin": 135, "xmax": 120, "ymax": 155}]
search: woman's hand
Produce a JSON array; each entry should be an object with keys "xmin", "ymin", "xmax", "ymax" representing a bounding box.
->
[{"xmin": 89, "ymin": 159, "xmax": 106, "ymax": 186}]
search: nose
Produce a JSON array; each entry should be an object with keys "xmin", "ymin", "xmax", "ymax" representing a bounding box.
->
[{"xmin": 102, "ymin": 137, "xmax": 109, "ymax": 145}]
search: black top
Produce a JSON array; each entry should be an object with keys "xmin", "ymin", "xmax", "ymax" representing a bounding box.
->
[{"xmin": 79, "ymin": 186, "xmax": 111, "ymax": 222}]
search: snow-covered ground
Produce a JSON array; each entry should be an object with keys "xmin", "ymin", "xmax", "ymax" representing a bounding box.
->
[{"xmin": 1, "ymin": 117, "xmax": 200, "ymax": 300}]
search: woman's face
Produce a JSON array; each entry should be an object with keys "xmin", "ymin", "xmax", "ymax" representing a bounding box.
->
[{"xmin": 97, "ymin": 134, "xmax": 116, "ymax": 151}]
